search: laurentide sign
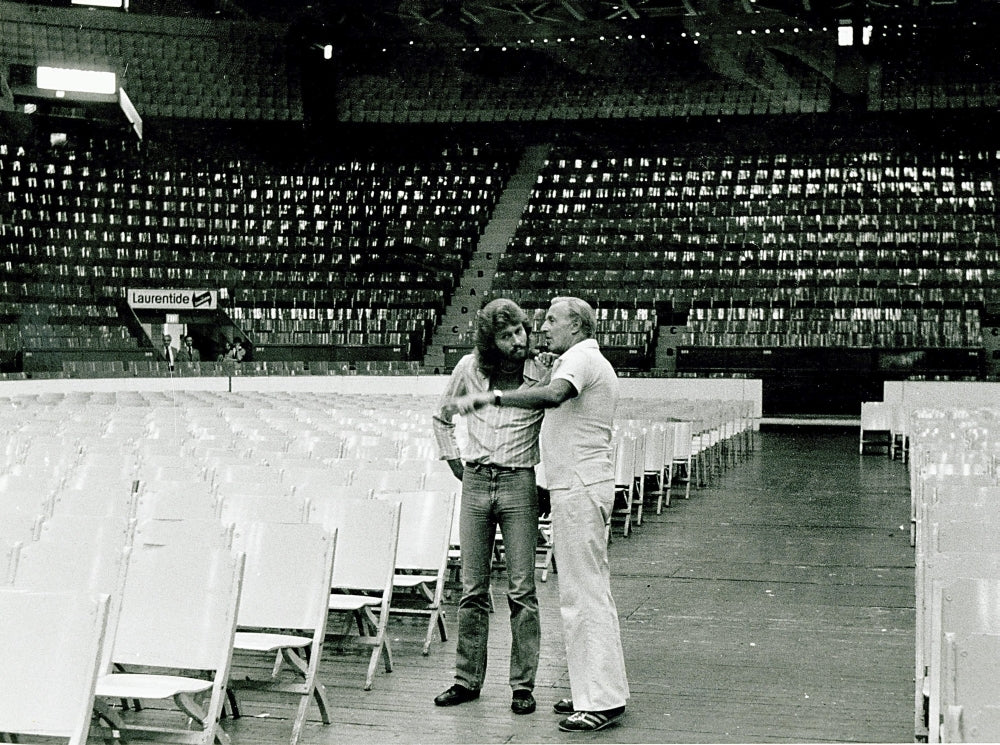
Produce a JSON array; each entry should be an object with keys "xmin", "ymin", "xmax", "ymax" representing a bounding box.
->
[{"xmin": 127, "ymin": 289, "xmax": 218, "ymax": 311}]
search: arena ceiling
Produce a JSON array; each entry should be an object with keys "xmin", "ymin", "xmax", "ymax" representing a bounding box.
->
[{"xmin": 233, "ymin": 0, "xmax": 997, "ymax": 44}]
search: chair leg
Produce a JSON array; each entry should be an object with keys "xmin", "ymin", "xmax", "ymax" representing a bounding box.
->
[
  {"xmin": 312, "ymin": 681, "xmax": 332, "ymax": 725},
  {"xmin": 225, "ymin": 687, "xmax": 241, "ymax": 718}
]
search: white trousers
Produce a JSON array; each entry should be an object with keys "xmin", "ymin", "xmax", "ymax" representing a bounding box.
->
[{"xmin": 550, "ymin": 476, "xmax": 630, "ymax": 711}]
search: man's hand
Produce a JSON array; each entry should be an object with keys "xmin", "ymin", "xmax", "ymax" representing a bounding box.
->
[
  {"xmin": 442, "ymin": 391, "xmax": 492, "ymax": 417},
  {"xmin": 447, "ymin": 459, "xmax": 465, "ymax": 480},
  {"xmin": 534, "ymin": 351, "xmax": 557, "ymax": 368}
]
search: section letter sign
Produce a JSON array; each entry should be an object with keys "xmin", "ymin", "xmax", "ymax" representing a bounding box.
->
[{"xmin": 126, "ymin": 288, "xmax": 218, "ymax": 311}]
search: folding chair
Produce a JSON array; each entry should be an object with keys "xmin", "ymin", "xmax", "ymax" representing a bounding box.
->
[
  {"xmin": 670, "ymin": 420, "xmax": 694, "ymax": 499},
  {"xmin": 93, "ymin": 533, "xmax": 245, "ymax": 745},
  {"xmin": 611, "ymin": 431, "xmax": 638, "ymax": 537},
  {"xmin": 0, "ymin": 590, "xmax": 110, "ymax": 745},
  {"xmin": 228, "ymin": 521, "xmax": 337, "ymax": 745},
  {"xmin": 372, "ymin": 489, "xmax": 457, "ymax": 654},
  {"xmin": 135, "ymin": 481, "xmax": 221, "ymax": 522},
  {"xmin": 358, "ymin": 468, "xmax": 425, "ymax": 494},
  {"xmin": 860, "ymin": 401, "xmax": 893, "ymax": 455},
  {"xmin": 939, "ymin": 632, "xmax": 1000, "ymax": 743},
  {"xmin": 49, "ymin": 479, "xmax": 140, "ymax": 519},
  {"xmin": 219, "ymin": 493, "xmax": 311, "ymax": 526},
  {"xmin": 315, "ymin": 497, "xmax": 401, "ymax": 690},
  {"xmin": 927, "ymin": 576, "xmax": 1000, "ymax": 743},
  {"xmin": 213, "ymin": 464, "xmax": 288, "ymax": 498},
  {"xmin": 0, "ymin": 473, "xmax": 57, "ymax": 518}
]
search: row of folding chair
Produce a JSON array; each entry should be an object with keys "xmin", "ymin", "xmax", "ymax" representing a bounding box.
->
[
  {"xmin": 0, "ymin": 399, "xmax": 459, "ymax": 743},
  {"xmin": 1, "ymin": 506, "xmax": 407, "ymax": 744},
  {"xmin": 909, "ymin": 411, "xmax": 1000, "ymax": 743},
  {"xmin": 610, "ymin": 398, "xmax": 757, "ymax": 537}
]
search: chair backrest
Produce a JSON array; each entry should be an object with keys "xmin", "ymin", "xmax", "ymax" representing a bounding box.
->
[
  {"xmin": 424, "ymin": 461, "xmax": 460, "ymax": 495},
  {"xmin": 219, "ymin": 493, "xmax": 311, "ymax": 526},
  {"xmin": 112, "ymin": 534, "xmax": 244, "ymax": 671},
  {"xmin": 0, "ymin": 589, "xmax": 109, "ymax": 745},
  {"xmin": 283, "ymin": 463, "xmax": 353, "ymax": 495},
  {"xmin": 11, "ymin": 533, "xmax": 130, "ymax": 671},
  {"xmin": 304, "ymin": 484, "xmax": 374, "ymax": 516},
  {"xmin": 215, "ymin": 463, "xmax": 284, "ymax": 490},
  {"xmin": 49, "ymin": 482, "xmax": 139, "ymax": 519},
  {"xmin": 36, "ymin": 514, "xmax": 133, "ymax": 553},
  {"xmin": 861, "ymin": 401, "xmax": 892, "ymax": 431},
  {"xmin": 672, "ymin": 420, "xmax": 693, "ymax": 460},
  {"xmin": 134, "ymin": 517, "xmax": 234, "ymax": 550},
  {"xmin": 135, "ymin": 481, "xmax": 219, "ymax": 521},
  {"xmin": 363, "ymin": 469, "xmax": 426, "ymax": 494},
  {"xmin": 232, "ymin": 521, "xmax": 336, "ymax": 631},
  {"xmin": 613, "ymin": 432, "xmax": 637, "ymax": 486},
  {"xmin": 0, "ymin": 474, "xmax": 57, "ymax": 517},
  {"xmin": 372, "ymin": 490, "xmax": 456, "ymax": 572},
  {"xmin": 317, "ymin": 497, "xmax": 400, "ymax": 593},
  {"xmin": 642, "ymin": 423, "xmax": 667, "ymax": 472}
]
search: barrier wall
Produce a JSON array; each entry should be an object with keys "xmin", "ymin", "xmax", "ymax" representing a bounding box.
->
[{"xmin": 883, "ymin": 381, "xmax": 1000, "ymax": 410}]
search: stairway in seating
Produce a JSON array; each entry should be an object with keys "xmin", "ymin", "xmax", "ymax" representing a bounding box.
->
[{"xmin": 423, "ymin": 143, "xmax": 550, "ymax": 373}]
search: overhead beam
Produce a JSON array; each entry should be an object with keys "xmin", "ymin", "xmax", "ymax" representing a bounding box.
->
[
  {"xmin": 620, "ymin": 0, "xmax": 641, "ymax": 19},
  {"xmin": 561, "ymin": 0, "xmax": 588, "ymax": 20}
]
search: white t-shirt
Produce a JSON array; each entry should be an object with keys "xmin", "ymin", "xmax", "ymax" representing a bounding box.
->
[{"xmin": 540, "ymin": 338, "xmax": 618, "ymax": 489}]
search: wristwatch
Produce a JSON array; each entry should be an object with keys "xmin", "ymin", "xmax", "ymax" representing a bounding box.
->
[{"xmin": 493, "ymin": 389, "xmax": 503, "ymax": 406}]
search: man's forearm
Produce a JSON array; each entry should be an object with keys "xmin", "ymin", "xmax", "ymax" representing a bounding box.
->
[{"xmin": 498, "ymin": 386, "xmax": 563, "ymax": 409}]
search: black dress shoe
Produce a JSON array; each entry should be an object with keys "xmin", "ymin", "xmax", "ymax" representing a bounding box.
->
[
  {"xmin": 553, "ymin": 698, "xmax": 574, "ymax": 715},
  {"xmin": 434, "ymin": 684, "xmax": 480, "ymax": 707},
  {"xmin": 511, "ymin": 690, "xmax": 536, "ymax": 715}
]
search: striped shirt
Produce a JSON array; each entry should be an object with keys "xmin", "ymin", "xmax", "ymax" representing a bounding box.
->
[{"xmin": 433, "ymin": 353, "xmax": 548, "ymax": 468}]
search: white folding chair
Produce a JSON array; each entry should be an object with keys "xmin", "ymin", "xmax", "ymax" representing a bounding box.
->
[
  {"xmin": 315, "ymin": 497, "xmax": 401, "ymax": 690},
  {"xmin": 611, "ymin": 431, "xmax": 638, "ymax": 538},
  {"xmin": 93, "ymin": 533, "xmax": 245, "ymax": 745},
  {"xmin": 671, "ymin": 419, "xmax": 694, "ymax": 499},
  {"xmin": 219, "ymin": 493, "xmax": 311, "ymax": 526},
  {"xmin": 228, "ymin": 521, "xmax": 337, "ymax": 745},
  {"xmin": 372, "ymin": 489, "xmax": 457, "ymax": 654},
  {"xmin": 49, "ymin": 480, "xmax": 139, "ymax": 519},
  {"xmin": 135, "ymin": 481, "xmax": 220, "ymax": 522},
  {"xmin": 0, "ymin": 590, "xmax": 110, "ymax": 745},
  {"xmin": 939, "ymin": 632, "xmax": 1000, "ymax": 743},
  {"xmin": 213, "ymin": 464, "xmax": 288, "ymax": 498}
]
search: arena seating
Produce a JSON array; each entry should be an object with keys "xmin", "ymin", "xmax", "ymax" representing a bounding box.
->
[
  {"xmin": 0, "ymin": 3, "xmax": 302, "ymax": 122},
  {"xmin": 493, "ymin": 147, "xmax": 997, "ymax": 361},
  {"xmin": 0, "ymin": 135, "xmax": 516, "ymax": 370},
  {"xmin": 334, "ymin": 40, "xmax": 832, "ymax": 124}
]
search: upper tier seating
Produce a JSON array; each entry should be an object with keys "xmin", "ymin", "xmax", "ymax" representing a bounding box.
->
[
  {"xmin": 0, "ymin": 3, "xmax": 302, "ymax": 122},
  {"xmin": 334, "ymin": 39, "xmax": 833, "ymax": 124},
  {"xmin": 492, "ymin": 146, "xmax": 998, "ymax": 351},
  {"xmin": 0, "ymin": 136, "xmax": 517, "ymax": 366}
]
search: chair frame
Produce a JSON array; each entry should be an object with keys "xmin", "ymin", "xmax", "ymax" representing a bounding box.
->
[
  {"xmin": 228, "ymin": 521, "xmax": 337, "ymax": 745},
  {"xmin": 321, "ymin": 498, "xmax": 402, "ymax": 690}
]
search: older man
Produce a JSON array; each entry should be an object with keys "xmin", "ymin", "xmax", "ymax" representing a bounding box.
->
[
  {"xmin": 446, "ymin": 296, "xmax": 629, "ymax": 733},
  {"xmin": 433, "ymin": 298, "xmax": 549, "ymax": 716}
]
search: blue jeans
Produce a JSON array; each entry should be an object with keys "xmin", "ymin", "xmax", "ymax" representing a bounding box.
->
[{"xmin": 455, "ymin": 464, "xmax": 540, "ymax": 693}]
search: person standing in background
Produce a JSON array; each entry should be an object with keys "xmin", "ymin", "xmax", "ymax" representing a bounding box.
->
[
  {"xmin": 161, "ymin": 334, "xmax": 176, "ymax": 370},
  {"xmin": 177, "ymin": 335, "xmax": 201, "ymax": 362}
]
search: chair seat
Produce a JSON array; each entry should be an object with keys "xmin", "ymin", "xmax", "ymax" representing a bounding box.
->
[
  {"xmin": 233, "ymin": 631, "xmax": 311, "ymax": 652},
  {"xmin": 96, "ymin": 673, "xmax": 213, "ymax": 699},
  {"xmin": 328, "ymin": 593, "xmax": 380, "ymax": 612},
  {"xmin": 393, "ymin": 574, "xmax": 434, "ymax": 588}
]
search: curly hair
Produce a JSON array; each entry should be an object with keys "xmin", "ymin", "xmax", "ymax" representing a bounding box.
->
[{"xmin": 474, "ymin": 298, "xmax": 531, "ymax": 379}]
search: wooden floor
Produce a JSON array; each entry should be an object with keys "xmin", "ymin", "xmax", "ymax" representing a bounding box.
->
[{"xmin": 152, "ymin": 427, "xmax": 915, "ymax": 744}]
